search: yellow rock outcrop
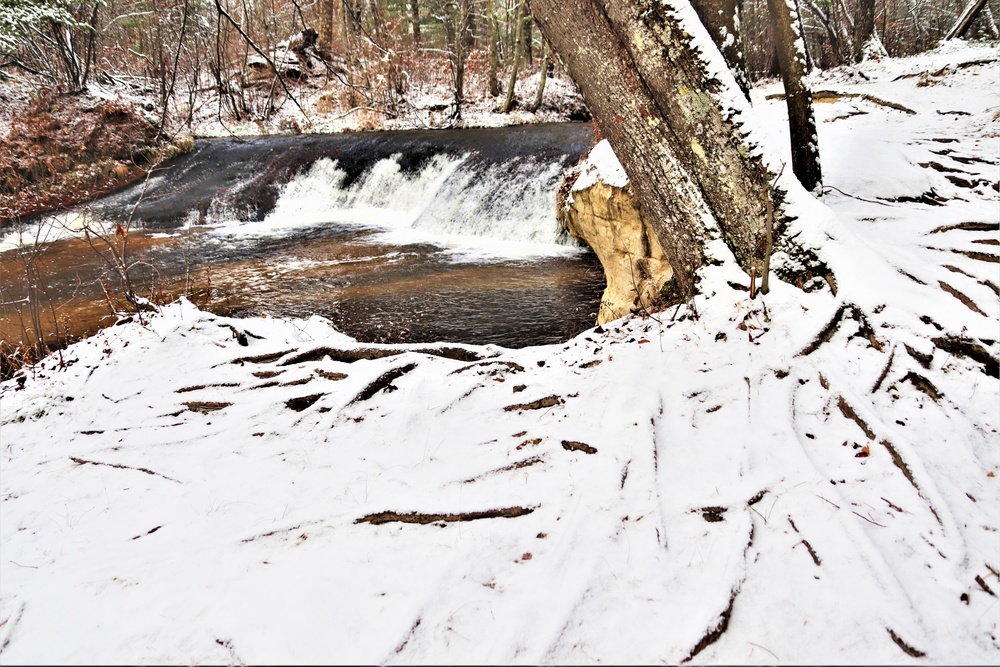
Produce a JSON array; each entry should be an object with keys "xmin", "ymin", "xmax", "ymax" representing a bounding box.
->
[{"xmin": 559, "ymin": 179, "xmax": 673, "ymax": 325}]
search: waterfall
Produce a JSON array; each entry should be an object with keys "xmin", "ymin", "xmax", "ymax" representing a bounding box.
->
[{"xmin": 216, "ymin": 152, "xmax": 580, "ymax": 258}]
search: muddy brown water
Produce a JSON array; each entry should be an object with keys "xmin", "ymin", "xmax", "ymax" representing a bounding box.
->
[{"xmin": 2, "ymin": 123, "xmax": 606, "ymax": 351}]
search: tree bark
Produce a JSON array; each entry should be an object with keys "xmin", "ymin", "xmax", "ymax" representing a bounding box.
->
[
  {"xmin": 487, "ymin": 0, "xmax": 502, "ymax": 96},
  {"xmin": 319, "ymin": 0, "xmax": 335, "ymax": 49},
  {"xmin": 527, "ymin": 42, "xmax": 548, "ymax": 112},
  {"xmin": 852, "ymin": 0, "xmax": 877, "ymax": 62},
  {"xmin": 529, "ymin": 0, "xmax": 777, "ymax": 295},
  {"xmin": 499, "ymin": 0, "xmax": 526, "ymax": 113},
  {"xmin": 410, "ymin": 0, "xmax": 421, "ymax": 46},
  {"xmin": 688, "ymin": 0, "xmax": 752, "ymax": 99},
  {"xmin": 767, "ymin": 0, "xmax": 823, "ymax": 193},
  {"xmin": 946, "ymin": 0, "xmax": 990, "ymax": 39}
]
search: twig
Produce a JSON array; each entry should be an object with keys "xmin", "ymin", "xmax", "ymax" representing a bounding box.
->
[
  {"xmin": 816, "ymin": 494, "xmax": 841, "ymax": 509},
  {"xmin": 852, "ymin": 510, "xmax": 886, "ymax": 527},
  {"xmin": 214, "ymin": 0, "xmax": 307, "ymax": 118}
]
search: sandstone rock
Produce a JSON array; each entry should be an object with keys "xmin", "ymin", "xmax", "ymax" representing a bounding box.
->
[{"xmin": 559, "ymin": 178, "xmax": 673, "ymax": 324}]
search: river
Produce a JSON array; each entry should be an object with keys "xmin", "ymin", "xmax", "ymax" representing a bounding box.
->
[{"xmin": 1, "ymin": 123, "xmax": 605, "ymax": 350}]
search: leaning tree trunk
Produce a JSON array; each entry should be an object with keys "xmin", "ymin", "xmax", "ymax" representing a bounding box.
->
[
  {"xmin": 688, "ymin": 0, "xmax": 752, "ymax": 99},
  {"xmin": 946, "ymin": 0, "xmax": 990, "ymax": 39},
  {"xmin": 528, "ymin": 0, "xmax": 778, "ymax": 296},
  {"xmin": 852, "ymin": 0, "xmax": 877, "ymax": 62},
  {"xmin": 768, "ymin": 0, "xmax": 823, "ymax": 193}
]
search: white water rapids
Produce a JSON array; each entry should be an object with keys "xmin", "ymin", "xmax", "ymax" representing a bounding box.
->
[{"xmin": 211, "ymin": 154, "xmax": 581, "ymax": 259}]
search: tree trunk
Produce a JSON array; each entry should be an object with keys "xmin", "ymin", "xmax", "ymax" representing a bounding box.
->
[
  {"xmin": 688, "ymin": 0, "xmax": 752, "ymax": 99},
  {"xmin": 527, "ymin": 42, "xmax": 548, "ymax": 112},
  {"xmin": 946, "ymin": 0, "xmax": 990, "ymax": 39},
  {"xmin": 529, "ymin": 0, "xmax": 778, "ymax": 296},
  {"xmin": 852, "ymin": 0, "xmax": 877, "ymax": 62},
  {"xmin": 499, "ymin": 0, "xmax": 526, "ymax": 113},
  {"xmin": 487, "ymin": 0, "xmax": 502, "ymax": 96},
  {"xmin": 768, "ymin": 0, "xmax": 823, "ymax": 193},
  {"xmin": 320, "ymin": 0, "xmax": 335, "ymax": 49},
  {"xmin": 410, "ymin": 0, "xmax": 421, "ymax": 46}
]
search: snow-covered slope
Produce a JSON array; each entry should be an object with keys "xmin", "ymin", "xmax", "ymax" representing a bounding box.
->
[{"xmin": 1, "ymin": 43, "xmax": 998, "ymax": 664}]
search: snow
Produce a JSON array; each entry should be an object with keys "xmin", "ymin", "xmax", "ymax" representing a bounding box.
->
[
  {"xmin": 2, "ymin": 45, "xmax": 999, "ymax": 664},
  {"xmin": 571, "ymin": 139, "xmax": 630, "ymax": 192}
]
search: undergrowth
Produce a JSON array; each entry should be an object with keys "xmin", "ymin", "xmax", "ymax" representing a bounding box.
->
[{"xmin": 0, "ymin": 91, "xmax": 193, "ymax": 224}]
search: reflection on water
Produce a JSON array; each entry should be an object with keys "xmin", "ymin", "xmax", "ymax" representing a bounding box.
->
[{"xmin": 1, "ymin": 223, "xmax": 605, "ymax": 349}]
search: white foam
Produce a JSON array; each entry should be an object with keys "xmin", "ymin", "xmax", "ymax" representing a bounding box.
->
[{"xmin": 213, "ymin": 153, "xmax": 582, "ymax": 259}]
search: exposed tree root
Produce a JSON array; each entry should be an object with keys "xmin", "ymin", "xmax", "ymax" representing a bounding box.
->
[
  {"xmin": 903, "ymin": 344, "xmax": 933, "ymax": 369},
  {"xmin": 561, "ymin": 440, "xmax": 597, "ymax": 454},
  {"xmin": 975, "ymin": 574, "xmax": 996, "ymax": 596},
  {"xmin": 230, "ymin": 349, "xmax": 296, "ymax": 365},
  {"xmin": 938, "ymin": 281, "xmax": 987, "ymax": 316},
  {"xmin": 356, "ymin": 506, "xmax": 536, "ymax": 525},
  {"xmin": 836, "ymin": 396, "xmax": 877, "ymax": 440},
  {"xmin": 285, "ymin": 394, "xmax": 324, "ymax": 412},
  {"xmin": 887, "ymin": 628, "xmax": 926, "ymax": 658},
  {"xmin": 901, "ymin": 371, "xmax": 944, "ymax": 401},
  {"xmin": 176, "ymin": 382, "xmax": 239, "ymax": 393},
  {"xmin": 871, "ymin": 347, "xmax": 896, "ymax": 392},
  {"xmin": 450, "ymin": 360, "xmax": 526, "ymax": 375},
  {"xmin": 683, "ymin": 587, "xmax": 738, "ymax": 662},
  {"xmin": 504, "ymin": 395, "xmax": 564, "ymax": 412},
  {"xmin": 233, "ymin": 346, "xmax": 482, "ymax": 367},
  {"xmin": 69, "ymin": 456, "xmax": 181, "ymax": 483},
  {"xmin": 951, "ymin": 249, "xmax": 999, "ymax": 264},
  {"xmin": 183, "ymin": 401, "xmax": 232, "ymax": 414},
  {"xmin": 930, "ymin": 221, "xmax": 999, "ymax": 234},
  {"xmin": 393, "ymin": 618, "xmax": 421, "ymax": 655},
  {"xmin": 799, "ymin": 304, "xmax": 882, "ymax": 356},
  {"xmin": 699, "ymin": 506, "xmax": 726, "ymax": 522},
  {"xmin": 463, "ymin": 456, "xmax": 544, "ymax": 482},
  {"xmin": 314, "ymin": 370, "xmax": 348, "ymax": 381},
  {"xmin": 350, "ymin": 364, "xmax": 417, "ymax": 404},
  {"xmin": 932, "ymin": 336, "xmax": 999, "ymax": 378}
]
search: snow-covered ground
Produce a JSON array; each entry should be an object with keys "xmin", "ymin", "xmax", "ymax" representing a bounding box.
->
[{"xmin": 1, "ymin": 42, "xmax": 998, "ymax": 664}]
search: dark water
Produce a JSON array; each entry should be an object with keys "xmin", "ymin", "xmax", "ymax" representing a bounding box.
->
[{"xmin": 1, "ymin": 123, "xmax": 605, "ymax": 350}]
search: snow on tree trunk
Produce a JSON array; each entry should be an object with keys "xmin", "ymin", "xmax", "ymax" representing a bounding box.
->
[
  {"xmin": 768, "ymin": 0, "xmax": 824, "ymax": 193},
  {"xmin": 852, "ymin": 0, "xmax": 881, "ymax": 63},
  {"xmin": 946, "ymin": 0, "xmax": 991, "ymax": 39},
  {"xmin": 529, "ymin": 0, "xmax": 780, "ymax": 298},
  {"xmin": 688, "ymin": 0, "xmax": 752, "ymax": 99}
]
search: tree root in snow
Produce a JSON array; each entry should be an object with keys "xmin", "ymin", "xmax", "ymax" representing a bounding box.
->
[
  {"xmin": 900, "ymin": 371, "xmax": 944, "ymax": 401},
  {"xmin": 69, "ymin": 456, "xmax": 181, "ymax": 483},
  {"xmin": 349, "ymin": 364, "xmax": 417, "ymax": 404},
  {"xmin": 887, "ymin": 628, "xmax": 926, "ymax": 658},
  {"xmin": 504, "ymin": 395, "xmax": 564, "ymax": 412},
  {"xmin": 561, "ymin": 440, "xmax": 597, "ymax": 454},
  {"xmin": 285, "ymin": 393, "xmax": 325, "ymax": 412},
  {"xmin": 798, "ymin": 304, "xmax": 882, "ymax": 356},
  {"xmin": 183, "ymin": 401, "xmax": 232, "ymax": 414},
  {"xmin": 938, "ymin": 281, "xmax": 987, "ymax": 316},
  {"xmin": 356, "ymin": 506, "xmax": 536, "ymax": 525},
  {"xmin": 682, "ymin": 587, "xmax": 738, "ymax": 662},
  {"xmin": 932, "ymin": 336, "xmax": 999, "ymax": 378}
]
